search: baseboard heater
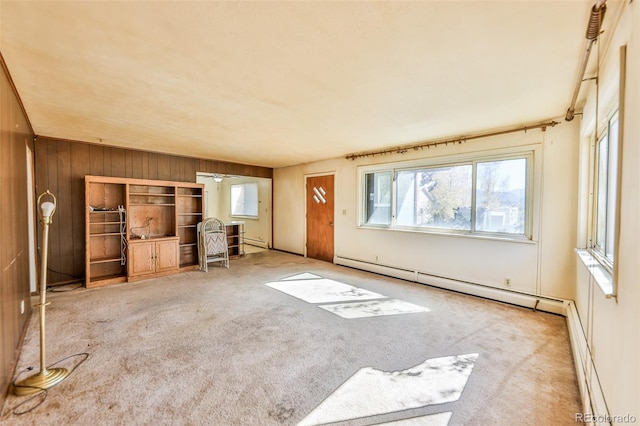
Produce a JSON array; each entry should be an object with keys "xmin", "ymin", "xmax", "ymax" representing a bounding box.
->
[
  {"xmin": 565, "ymin": 301, "xmax": 610, "ymax": 425},
  {"xmin": 244, "ymin": 238, "xmax": 269, "ymax": 249},
  {"xmin": 335, "ymin": 256, "xmax": 566, "ymax": 315}
]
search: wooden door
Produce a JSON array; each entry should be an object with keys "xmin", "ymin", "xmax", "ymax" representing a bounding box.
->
[
  {"xmin": 306, "ymin": 175, "xmax": 334, "ymax": 262},
  {"xmin": 128, "ymin": 241, "xmax": 155, "ymax": 276},
  {"xmin": 156, "ymin": 239, "xmax": 179, "ymax": 272}
]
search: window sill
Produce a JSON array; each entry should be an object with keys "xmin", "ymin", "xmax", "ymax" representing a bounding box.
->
[
  {"xmin": 229, "ymin": 216, "xmax": 257, "ymax": 221},
  {"xmin": 575, "ymin": 249, "xmax": 614, "ymax": 298},
  {"xmin": 358, "ymin": 224, "xmax": 536, "ymax": 244}
]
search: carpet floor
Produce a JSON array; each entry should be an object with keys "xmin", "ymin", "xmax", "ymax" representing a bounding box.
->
[{"xmin": 1, "ymin": 250, "xmax": 581, "ymax": 425}]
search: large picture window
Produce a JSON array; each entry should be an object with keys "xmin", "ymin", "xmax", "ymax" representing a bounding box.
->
[
  {"xmin": 396, "ymin": 165, "xmax": 472, "ymax": 230},
  {"xmin": 361, "ymin": 152, "xmax": 531, "ymax": 238}
]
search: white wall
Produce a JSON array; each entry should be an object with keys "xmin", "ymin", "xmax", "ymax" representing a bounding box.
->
[
  {"xmin": 574, "ymin": 1, "xmax": 639, "ymax": 421},
  {"xmin": 274, "ymin": 119, "xmax": 579, "ymax": 301}
]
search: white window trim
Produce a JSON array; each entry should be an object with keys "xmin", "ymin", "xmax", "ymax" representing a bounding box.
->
[
  {"xmin": 583, "ymin": 107, "xmax": 620, "ymax": 297},
  {"xmin": 357, "ymin": 146, "xmax": 538, "ymax": 241}
]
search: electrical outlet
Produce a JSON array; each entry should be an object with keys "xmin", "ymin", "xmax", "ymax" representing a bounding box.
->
[
  {"xmin": 375, "ymin": 255, "xmax": 379, "ymax": 263},
  {"xmin": 20, "ymin": 300, "xmax": 25, "ymax": 314},
  {"xmin": 505, "ymin": 278, "xmax": 511, "ymax": 287}
]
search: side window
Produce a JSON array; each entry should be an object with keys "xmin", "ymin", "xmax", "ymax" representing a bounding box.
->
[{"xmin": 593, "ymin": 111, "xmax": 619, "ymax": 265}]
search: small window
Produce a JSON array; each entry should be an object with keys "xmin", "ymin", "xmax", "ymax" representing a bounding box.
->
[
  {"xmin": 230, "ymin": 182, "xmax": 258, "ymax": 218},
  {"xmin": 364, "ymin": 171, "xmax": 392, "ymax": 225},
  {"xmin": 593, "ymin": 111, "xmax": 619, "ymax": 265}
]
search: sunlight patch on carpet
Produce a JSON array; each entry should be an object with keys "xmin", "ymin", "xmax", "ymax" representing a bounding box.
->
[
  {"xmin": 297, "ymin": 354, "xmax": 478, "ymax": 426},
  {"xmin": 318, "ymin": 299, "xmax": 430, "ymax": 319},
  {"xmin": 281, "ymin": 272, "xmax": 322, "ymax": 281},
  {"xmin": 265, "ymin": 278, "xmax": 386, "ymax": 303}
]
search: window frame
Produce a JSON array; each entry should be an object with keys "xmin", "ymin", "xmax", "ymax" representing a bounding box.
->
[
  {"xmin": 358, "ymin": 149, "xmax": 534, "ymax": 240},
  {"xmin": 589, "ymin": 110, "xmax": 619, "ymax": 272}
]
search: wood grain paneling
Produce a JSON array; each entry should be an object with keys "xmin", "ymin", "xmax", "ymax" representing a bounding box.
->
[
  {"xmin": 1, "ymin": 55, "xmax": 34, "ymax": 408},
  {"xmin": 70, "ymin": 143, "xmax": 90, "ymax": 277},
  {"xmin": 33, "ymin": 137, "xmax": 273, "ymax": 287}
]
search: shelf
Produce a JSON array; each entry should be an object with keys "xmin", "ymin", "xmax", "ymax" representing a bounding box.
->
[
  {"xmin": 177, "ymin": 187, "xmax": 202, "ymax": 195},
  {"xmin": 89, "ymin": 273, "xmax": 126, "ymax": 280},
  {"xmin": 86, "ymin": 274, "xmax": 127, "ymax": 288},
  {"xmin": 177, "ymin": 213, "xmax": 202, "ymax": 216},
  {"xmin": 129, "ymin": 192, "xmax": 175, "ymax": 196},
  {"xmin": 178, "ymin": 225, "xmax": 197, "ymax": 228},
  {"xmin": 90, "ymin": 210, "xmax": 121, "ymax": 214},
  {"xmin": 90, "ymin": 256, "xmax": 124, "ymax": 264},
  {"xmin": 180, "ymin": 243, "xmax": 197, "ymax": 247},
  {"xmin": 129, "ymin": 235, "xmax": 177, "ymax": 242},
  {"xmin": 129, "ymin": 203, "xmax": 175, "ymax": 206},
  {"xmin": 177, "ymin": 194, "xmax": 202, "ymax": 198},
  {"xmin": 90, "ymin": 232, "xmax": 124, "ymax": 237},
  {"xmin": 90, "ymin": 221, "xmax": 122, "ymax": 225}
]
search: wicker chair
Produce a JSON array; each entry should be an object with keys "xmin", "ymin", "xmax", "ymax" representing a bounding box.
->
[{"xmin": 197, "ymin": 218, "xmax": 229, "ymax": 271}]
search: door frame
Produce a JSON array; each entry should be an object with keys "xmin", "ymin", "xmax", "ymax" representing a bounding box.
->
[
  {"xmin": 26, "ymin": 143, "xmax": 37, "ymax": 293},
  {"xmin": 304, "ymin": 172, "xmax": 336, "ymax": 260}
]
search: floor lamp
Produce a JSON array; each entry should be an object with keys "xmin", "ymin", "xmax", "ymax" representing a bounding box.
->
[{"xmin": 14, "ymin": 190, "xmax": 70, "ymax": 396}]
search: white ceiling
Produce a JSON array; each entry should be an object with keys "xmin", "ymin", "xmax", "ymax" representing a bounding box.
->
[{"xmin": 0, "ymin": 1, "xmax": 615, "ymax": 168}]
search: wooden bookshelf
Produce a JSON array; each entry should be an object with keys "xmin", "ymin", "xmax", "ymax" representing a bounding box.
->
[{"xmin": 85, "ymin": 176, "xmax": 204, "ymax": 287}]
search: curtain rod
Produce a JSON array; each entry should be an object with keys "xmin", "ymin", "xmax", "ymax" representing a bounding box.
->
[
  {"xmin": 345, "ymin": 120, "xmax": 561, "ymax": 161},
  {"xmin": 565, "ymin": 0, "xmax": 607, "ymax": 121}
]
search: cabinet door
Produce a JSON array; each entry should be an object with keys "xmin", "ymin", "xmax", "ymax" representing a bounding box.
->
[
  {"xmin": 156, "ymin": 240, "xmax": 179, "ymax": 273},
  {"xmin": 129, "ymin": 242, "xmax": 155, "ymax": 276}
]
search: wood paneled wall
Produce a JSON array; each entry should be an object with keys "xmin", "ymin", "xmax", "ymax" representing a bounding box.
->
[
  {"xmin": 1, "ymin": 56, "xmax": 33, "ymax": 407},
  {"xmin": 34, "ymin": 137, "xmax": 272, "ymax": 285}
]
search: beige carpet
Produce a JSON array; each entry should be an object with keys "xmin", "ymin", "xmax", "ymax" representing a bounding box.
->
[{"xmin": 1, "ymin": 250, "xmax": 581, "ymax": 425}]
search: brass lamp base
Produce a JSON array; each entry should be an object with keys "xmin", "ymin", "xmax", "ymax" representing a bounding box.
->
[{"xmin": 13, "ymin": 368, "xmax": 70, "ymax": 396}]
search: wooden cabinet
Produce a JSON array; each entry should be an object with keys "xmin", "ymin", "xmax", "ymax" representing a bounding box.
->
[
  {"xmin": 85, "ymin": 176, "xmax": 203, "ymax": 287},
  {"xmin": 128, "ymin": 238, "xmax": 179, "ymax": 279},
  {"xmin": 128, "ymin": 240, "xmax": 155, "ymax": 277}
]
